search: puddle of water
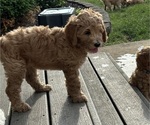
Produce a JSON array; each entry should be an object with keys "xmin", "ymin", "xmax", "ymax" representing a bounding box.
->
[
  {"xmin": 116, "ymin": 46, "xmax": 145, "ymax": 77},
  {"xmin": 116, "ymin": 53, "xmax": 136, "ymax": 77}
]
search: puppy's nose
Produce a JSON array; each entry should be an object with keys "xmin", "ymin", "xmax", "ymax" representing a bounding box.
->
[{"xmin": 94, "ymin": 42, "xmax": 100, "ymax": 47}]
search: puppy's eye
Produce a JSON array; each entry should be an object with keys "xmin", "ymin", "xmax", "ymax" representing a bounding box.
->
[{"xmin": 84, "ymin": 30, "xmax": 91, "ymax": 35}]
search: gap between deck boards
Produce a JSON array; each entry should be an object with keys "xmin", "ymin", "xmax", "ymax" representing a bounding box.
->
[
  {"xmin": 87, "ymin": 57, "xmax": 126, "ymax": 125},
  {"xmin": 44, "ymin": 70, "xmax": 52, "ymax": 125}
]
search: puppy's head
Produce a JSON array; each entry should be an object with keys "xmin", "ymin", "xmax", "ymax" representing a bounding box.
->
[
  {"xmin": 65, "ymin": 8, "xmax": 107, "ymax": 53},
  {"xmin": 136, "ymin": 46, "xmax": 150, "ymax": 71}
]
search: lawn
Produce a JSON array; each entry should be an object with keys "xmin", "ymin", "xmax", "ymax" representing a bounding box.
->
[{"xmin": 80, "ymin": 0, "xmax": 150, "ymax": 45}]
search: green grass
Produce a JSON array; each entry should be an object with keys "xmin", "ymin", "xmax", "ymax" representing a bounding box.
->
[{"xmin": 81, "ymin": 0, "xmax": 150, "ymax": 45}]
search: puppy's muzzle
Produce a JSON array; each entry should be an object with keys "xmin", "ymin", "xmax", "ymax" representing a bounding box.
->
[{"xmin": 94, "ymin": 42, "xmax": 101, "ymax": 47}]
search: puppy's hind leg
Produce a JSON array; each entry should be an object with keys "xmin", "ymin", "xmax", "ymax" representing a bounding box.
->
[
  {"xmin": 4, "ymin": 60, "xmax": 31, "ymax": 112},
  {"xmin": 63, "ymin": 69, "xmax": 87, "ymax": 103},
  {"xmin": 106, "ymin": 2, "xmax": 112, "ymax": 11},
  {"xmin": 116, "ymin": 2, "xmax": 122, "ymax": 9},
  {"xmin": 25, "ymin": 65, "xmax": 51, "ymax": 92}
]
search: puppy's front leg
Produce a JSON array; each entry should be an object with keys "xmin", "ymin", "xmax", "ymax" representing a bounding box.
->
[
  {"xmin": 25, "ymin": 66, "xmax": 51, "ymax": 92},
  {"xmin": 63, "ymin": 69, "xmax": 87, "ymax": 103}
]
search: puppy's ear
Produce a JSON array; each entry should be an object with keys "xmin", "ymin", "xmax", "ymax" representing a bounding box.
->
[
  {"xmin": 94, "ymin": 11, "xmax": 108, "ymax": 42},
  {"xmin": 65, "ymin": 18, "xmax": 78, "ymax": 46},
  {"xmin": 102, "ymin": 24, "xmax": 107, "ymax": 43},
  {"xmin": 136, "ymin": 48, "xmax": 150, "ymax": 70}
]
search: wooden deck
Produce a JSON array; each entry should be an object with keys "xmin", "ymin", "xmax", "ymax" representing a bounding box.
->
[{"xmin": 0, "ymin": 52, "xmax": 150, "ymax": 125}]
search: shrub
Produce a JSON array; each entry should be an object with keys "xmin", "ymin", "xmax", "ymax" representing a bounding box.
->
[
  {"xmin": 0, "ymin": 0, "xmax": 36, "ymax": 19},
  {"xmin": 0, "ymin": 0, "xmax": 66, "ymax": 34},
  {"xmin": 0, "ymin": 0, "xmax": 37, "ymax": 34},
  {"xmin": 35, "ymin": 0, "xmax": 67, "ymax": 10}
]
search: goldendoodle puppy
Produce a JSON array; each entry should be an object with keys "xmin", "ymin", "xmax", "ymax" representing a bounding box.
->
[
  {"xmin": 102, "ymin": 0, "xmax": 127, "ymax": 10},
  {"xmin": 126, "ymin": 0, "xmax": 144, "ymax": 5},
  {"xmin": 0, "ymin": 8, "xmax": 107, "ymax": 112},
  {"xmin": 129, "ymin": 46, "xmax": 150, "ymax": 101}
]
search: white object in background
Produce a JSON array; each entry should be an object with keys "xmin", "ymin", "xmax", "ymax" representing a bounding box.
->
[{"xmin": 0, "ymin": 109, "xmax": 5, "ymax": 125}]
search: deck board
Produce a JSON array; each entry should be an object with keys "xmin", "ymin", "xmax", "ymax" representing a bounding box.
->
[
  {"xmin": 47, "ymin": 70, "xmax": 98, "ymax": 125},
  {"xmin": 10, "ymin": 70, "xmax": 50, "ymax": 125},
  {"xmin": 89, "ymin": 53, "xmax": 150, "ymax": 125},
  {"xmin": 79, "ymin": 71, "xmax": 102, "ymax": 125},
  {"xmin": 80, "ymin": 59, "xmax": 123, "ymax": 125}
]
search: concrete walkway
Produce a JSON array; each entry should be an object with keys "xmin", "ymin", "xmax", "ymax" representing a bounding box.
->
[{"xmin": 99, "ymin": 39, "xmax": 149, "ymax": 77}]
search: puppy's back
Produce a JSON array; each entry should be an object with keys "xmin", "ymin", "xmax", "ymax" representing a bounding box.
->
[{"xmin": 0, "ymin": 26, "xmax": 50, "ymax": 61}]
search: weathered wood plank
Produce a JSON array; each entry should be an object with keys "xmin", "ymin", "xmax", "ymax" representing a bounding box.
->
[
  {"xmin": 80, "ymin": 59, "xmax": 123, "ymax": 125},
  {"xmin": 107, "ymin": 53, "xmax": 150, "ymax": 108},
  {"xmin": 47, "ymin": 70, "xmax": 100, "ymax": 125},
  {"xmin": 0, "ymin": 62, "xmax": 11, "ymax": 125},
  {"xmin": 10, "ymin": 70, "xmax": 50, "ymax": 125},
  {"xmin": 89, "ymin": 52, "xmax": 150, "ymax": 125},
  {"xmin": 79, "ymin": 71, "xmax": 102, "ymax": 125}
]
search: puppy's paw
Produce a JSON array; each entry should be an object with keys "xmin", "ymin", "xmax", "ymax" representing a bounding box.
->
[
  {"xmin": 71, "ymin": 94, "xmax": 88, "ymax": 103},
  {"xmin": 13, "ymin": 102, "xmax": 31, "ymax": 112},
  {"xmin": 36, "ymin": 84, "xmax": 52, "ymax": 92}
]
